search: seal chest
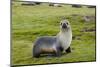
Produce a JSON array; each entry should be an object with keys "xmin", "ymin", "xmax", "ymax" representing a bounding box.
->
[{"xmin": 58, "ymin": 29, "xmax": 72, "ymax": 51}]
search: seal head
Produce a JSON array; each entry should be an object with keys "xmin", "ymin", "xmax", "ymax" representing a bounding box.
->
[{"xmin": 60, "ymin": 20, "xmax": 71, "ymax": 32}]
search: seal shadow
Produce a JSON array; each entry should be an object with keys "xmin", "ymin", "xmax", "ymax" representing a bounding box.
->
[
  {"xmin": 33, "ymin": 52, "xmax": 71, "ymax": 58},
  {"xmin": 33, "ymin": 47, "xmax": 75, "ymax": 58}
]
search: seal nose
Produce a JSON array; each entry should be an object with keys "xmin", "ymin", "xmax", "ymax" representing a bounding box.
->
[{"xmin": 62, "ymin": 23, "xmax": 67, "ymax": 28}]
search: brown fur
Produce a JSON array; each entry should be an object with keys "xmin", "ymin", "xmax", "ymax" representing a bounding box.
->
[{"xmin": 41, "ymin": 48, "xmax": 55, "ymax": 53}]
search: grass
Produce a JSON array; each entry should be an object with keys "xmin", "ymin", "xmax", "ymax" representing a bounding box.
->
[{"xmin": 12, "ymin": 2, "xmax": 96, "ymax": 66}]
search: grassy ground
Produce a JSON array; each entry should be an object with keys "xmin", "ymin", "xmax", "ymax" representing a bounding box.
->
[{"xmin": 12, "ymin": 2, "xmax": 96, "ymax": 66}]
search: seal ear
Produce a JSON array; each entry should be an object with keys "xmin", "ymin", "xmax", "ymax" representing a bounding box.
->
[{"xmin": 60, "ymin": 22, "xmax": 62, "ymax": 25}]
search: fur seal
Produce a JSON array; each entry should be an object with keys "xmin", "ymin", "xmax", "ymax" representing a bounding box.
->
[{"xmin": 32, "ymin": 19, "xmax": 72, "ymax": 58}]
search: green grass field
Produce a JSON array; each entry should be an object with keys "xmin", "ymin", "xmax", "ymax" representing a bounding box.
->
[{"xmin": 12, "ymin": 2, "xmax": 96, "ymax": 66}]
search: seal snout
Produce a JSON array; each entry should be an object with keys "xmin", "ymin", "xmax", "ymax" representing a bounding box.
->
[{"xmin": 62, "ymin": 23, "xmax": 67, "ymax": 28}]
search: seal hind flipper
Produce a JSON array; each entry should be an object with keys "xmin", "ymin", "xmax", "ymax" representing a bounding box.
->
[{"xmin": 33, "ymin": 45, "xmax": 40, "ymax": 58}]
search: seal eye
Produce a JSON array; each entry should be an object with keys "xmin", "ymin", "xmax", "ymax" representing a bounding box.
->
[{"xmin": 66, "ymin": 23, "xmax": 68, "ymax": 25}]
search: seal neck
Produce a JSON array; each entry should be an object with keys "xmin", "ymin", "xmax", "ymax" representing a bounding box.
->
[{"xmin": 60, "ymin": 27, "xmax": 71, "ymax": 33}]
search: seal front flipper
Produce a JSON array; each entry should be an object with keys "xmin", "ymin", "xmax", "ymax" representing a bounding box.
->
[{"xmin": 65, "ymin": 47, "xmax": 71, "ymax": 53}]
